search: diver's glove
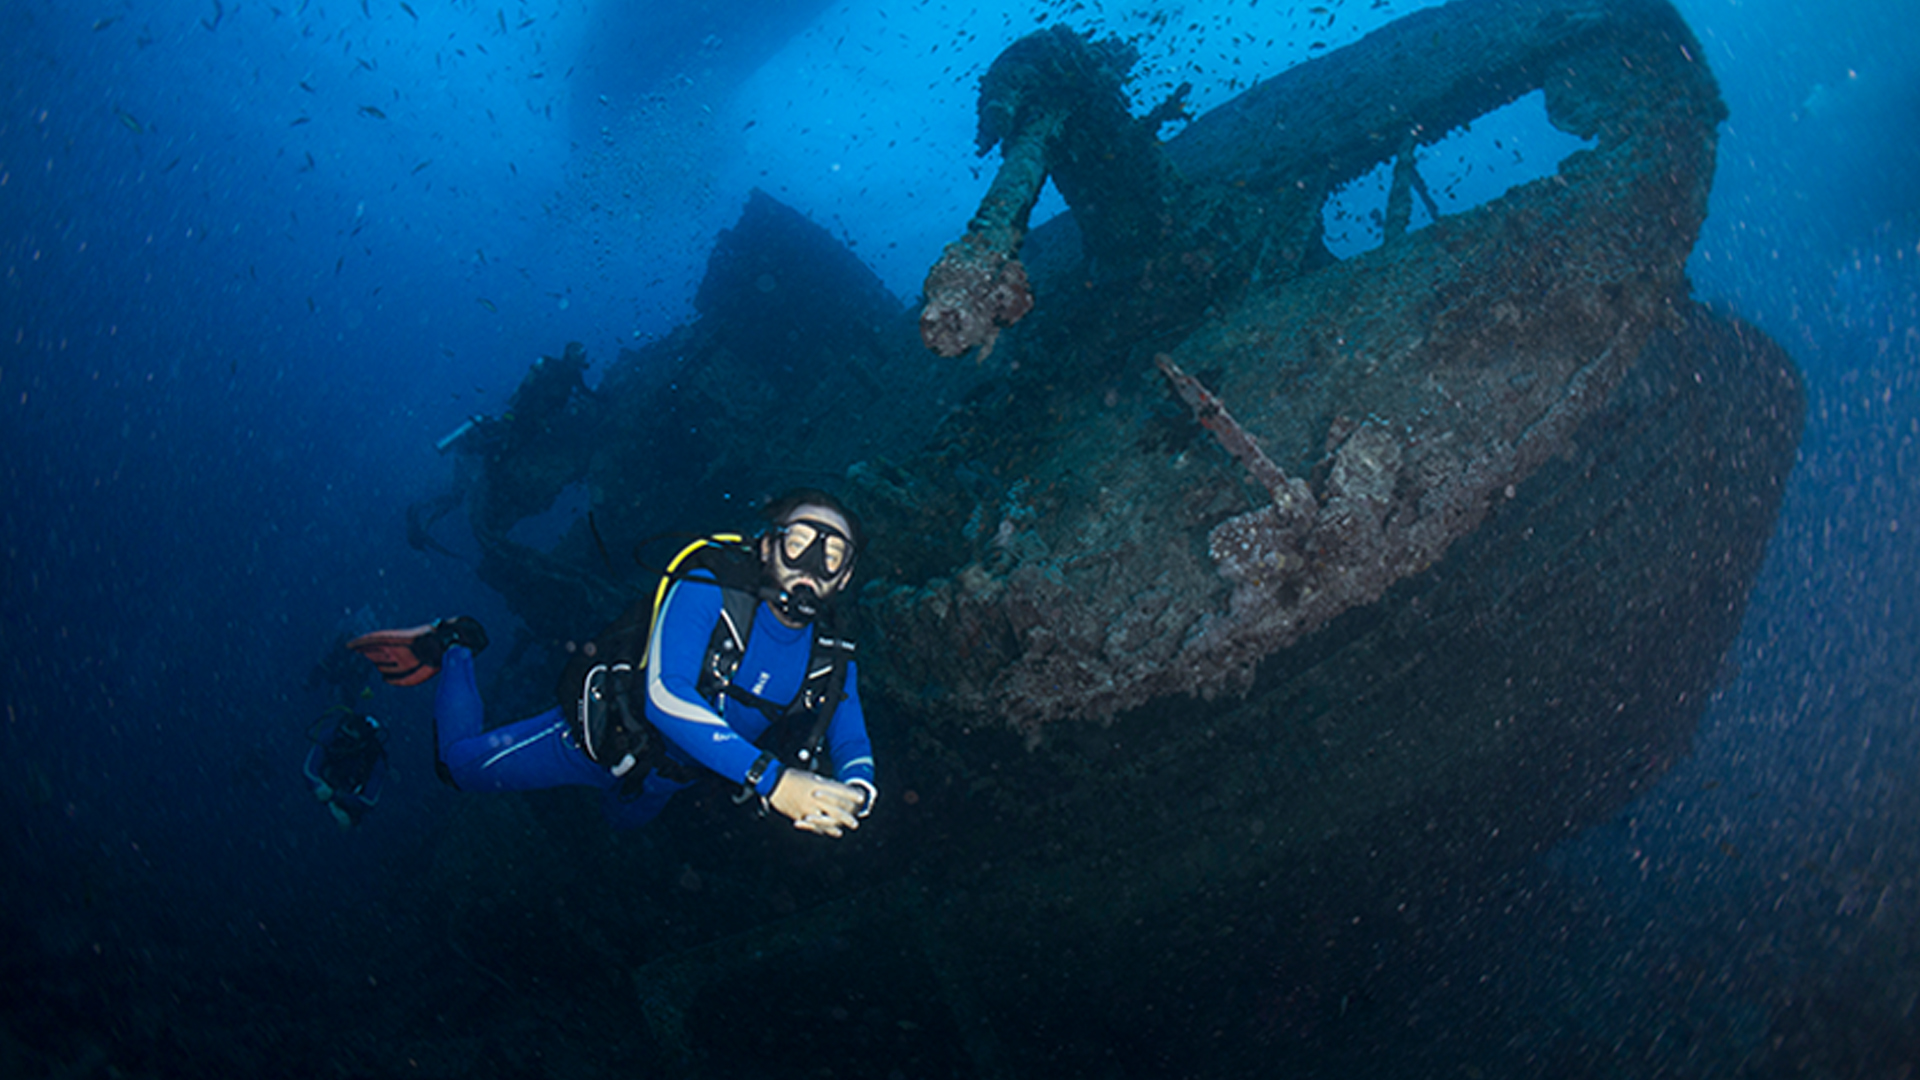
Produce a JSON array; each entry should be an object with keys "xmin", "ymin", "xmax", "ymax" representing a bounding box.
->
[{"xmin": 768, "ymin": 769, "xmax": 863, "ymax": 838}]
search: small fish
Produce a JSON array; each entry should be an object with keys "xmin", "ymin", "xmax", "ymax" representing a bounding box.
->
[
  {"xmin": 202, "ymin": 1, "xmax": 225, "ymax": 32},
  {"xmin": 335, "ymin": 256, "xmax": 344, "ymax": 275},
  {"xmin": 163, "ymin": 157, "xmax": 181, "ymax": 172},
  {"xmin": 400, "ymin": 2, "xmax": 417, "ymax": 20},
  {"xmin": 114, "ymin": 108, "xmax": 144, "ymax": 133},
  {"xmin": 307, "ymin": 296, "xmax": 316, "ymax": 312},
  {"xmin": 299, "ymin": 80, "xmax": 316, "ymax": 93},
  {"xmin": 360, "ymin": 0, "xmax": 369, "ymax": 16},
  {"xmin": 411, "ymin": 159, "xmax": 432, "ymax": 174},
  {"xmin": 356, "ymin": 57, "xmax": 376, "ymax": 72},
  {"xmin": 476, "ymin": 297, "xmax": 497, "ymax": 312},
  {"xmin": 290, "ymin": 116, "xmax": 311, "ymax": 126},
  {"xmin": 92, "ymin": 17, "xmax": 119, "ymax": 31},
  {"xmin": 357, "ymin": 105, "xmax": 387, "ymax": 119},
  {"xmin": 300, "ymin": 151, "xmax": 316, "ymax": 172},
  {"xmin": 496, "ymin": 8, "xmax": 506, "ymax": 34}
]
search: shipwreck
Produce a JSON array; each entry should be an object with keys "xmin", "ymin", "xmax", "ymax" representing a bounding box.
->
[{"xmin": 417, "ymin": 0, "xmax": 1804, "ymax": 1071}]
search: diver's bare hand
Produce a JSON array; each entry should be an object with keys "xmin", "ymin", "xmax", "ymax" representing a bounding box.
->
[{"xmin": 769, "ymin": 769, "xmax": 862, "ymax": 837}]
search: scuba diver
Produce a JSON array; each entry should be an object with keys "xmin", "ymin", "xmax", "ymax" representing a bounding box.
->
[
  {"xmin": 303, "ymin": 710, "xmax": 389, "ymax": 829},
  {"xmin": 346, "ymin": 489, "xmax": 875, "ymax": 836}
]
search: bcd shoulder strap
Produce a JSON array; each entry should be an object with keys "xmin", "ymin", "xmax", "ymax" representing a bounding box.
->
[{"xmin": 792, "ymin": 626, "xmax": 855, "ymax": 773}]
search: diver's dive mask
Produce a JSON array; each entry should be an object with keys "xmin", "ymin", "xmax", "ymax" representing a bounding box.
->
[
  {"xmin": 768, "ymin": 518, "xmax": 854, "ymax": 624},
  {"xmin": 337, "ymin": 713, "xmax": 381, "ymax": 747},
  {"xmin": 775, "ymin": 519, "xmax": 854, "ymax": 579}
]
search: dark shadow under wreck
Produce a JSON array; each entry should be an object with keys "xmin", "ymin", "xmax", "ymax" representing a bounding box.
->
[{"xmin": 424, "ymin": 0, "xmax": 1804, "ymax": 1072}]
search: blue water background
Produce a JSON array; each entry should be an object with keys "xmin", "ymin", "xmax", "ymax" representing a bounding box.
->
[{"xmin": 3, "ymin": 0, "xmax": 1917, "ymax": 1071}]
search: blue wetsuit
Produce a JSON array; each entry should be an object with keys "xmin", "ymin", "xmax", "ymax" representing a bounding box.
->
[{"xmin": 433, "ymin": 575, "xmax": 875, "ymax": 829}]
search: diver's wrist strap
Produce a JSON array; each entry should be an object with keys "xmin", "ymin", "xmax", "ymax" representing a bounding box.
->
[{"xmin": 743, "ymin": 750, "xmax": 776, "ymax": 793}]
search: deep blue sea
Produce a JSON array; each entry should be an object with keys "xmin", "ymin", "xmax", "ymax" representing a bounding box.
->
[{"xmin": 3, "ymin": 0, "xmax": 1916, "ymax": 1076}]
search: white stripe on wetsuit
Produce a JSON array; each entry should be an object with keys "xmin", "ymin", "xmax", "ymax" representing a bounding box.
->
[
  {"xmin": 480, "ymin": 719, "xmax": 568, "ymax": 770},
  {"xmin": 645, "ymin": 581, "xmax": 733, "ymax": 732}
]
